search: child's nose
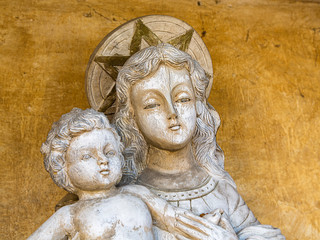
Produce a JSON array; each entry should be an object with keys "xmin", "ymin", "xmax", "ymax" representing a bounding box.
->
[{"xmin": 97, "ymin": 153, "xmax": 109, "ymax": 165}]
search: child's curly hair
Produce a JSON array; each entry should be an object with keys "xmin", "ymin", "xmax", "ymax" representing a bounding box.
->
[{"xmin": 41, "ymin": 108, "xmax": 124, "ymax": 193}]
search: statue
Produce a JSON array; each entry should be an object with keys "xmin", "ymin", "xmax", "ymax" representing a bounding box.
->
[
  {"xmin": 30, "ymin": 16, "xmax": 285, "ymax": 239},
  {"xmin": 85, "ymin": 16, "xmax": 285, "ymax": 239},
  {"xmin": 28, "ymin": 108, "xmax": 238, "ymax": 239}
]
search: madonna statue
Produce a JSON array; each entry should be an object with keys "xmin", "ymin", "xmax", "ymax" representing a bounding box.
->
[
  {"xmin": 112, "ymin": 42, "xmax": 284, "ymax": 239},
  {"xmin": 84, "ymin": 15, "xmax": 284, "ymax": 239}
]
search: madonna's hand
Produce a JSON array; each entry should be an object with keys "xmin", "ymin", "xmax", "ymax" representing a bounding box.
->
[
  {"xmin": 203, "ymin": 209, "xmax": 237, "ymax": 237},
  {"xmin": 173, "ymin": 210, "xmax": 238, "ymax": 240}
]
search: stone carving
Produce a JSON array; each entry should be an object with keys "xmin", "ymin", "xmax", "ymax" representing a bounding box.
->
[
  {"xmin": 86, "ymin": 16, "xmax": 285, "ymax": 239},
  {"xmin": 28, "ymin": 108, "xmax": 238, "ymax": 239},
  {"xmin": 30, "ymin": 15, "xmax": 285, "ymax": 239}
]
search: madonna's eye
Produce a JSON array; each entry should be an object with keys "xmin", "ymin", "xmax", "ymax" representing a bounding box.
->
[
  {"xmin": 176, "ymin": 98, "xmax": 191, "ymax": 103},
  {"xmin": 82, "ymin": 154, "xmax": 91, "ymax": 160},
  {"xmin": 106, "ymin": 150, "xmax": 116, "ymax": 157},
  {"xmin": 144, "ymin": 103, "xmax": 160, "ymax": 109}
]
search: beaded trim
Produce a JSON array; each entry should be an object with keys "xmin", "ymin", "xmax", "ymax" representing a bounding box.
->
[{"xmin": 148, "ymin": 177, "xmax": 217, "ymax": 201}]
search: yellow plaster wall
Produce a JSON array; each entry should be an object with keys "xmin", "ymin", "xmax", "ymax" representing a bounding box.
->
[{"xmin": 1, "ymin": 0, "xmax": 319, "ymax": 239}]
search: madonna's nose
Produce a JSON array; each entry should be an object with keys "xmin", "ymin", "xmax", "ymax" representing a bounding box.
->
[{"xmin": 167, "ymin": 102, "xmax": 178, "ymax": 120}]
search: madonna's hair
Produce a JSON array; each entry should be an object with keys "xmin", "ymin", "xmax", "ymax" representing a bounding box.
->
[
  {"xmin": 114, "ymin": 43, "xmax": 233, "ymax": 185},
  {"xmin": 41, "ymin": 108, "xmax": 124, "ymax": 193}
]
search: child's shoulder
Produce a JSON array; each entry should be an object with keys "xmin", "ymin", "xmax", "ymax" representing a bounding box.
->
[
  {"xmin": 108, "ymin": 192, "xmax": 151, "ymax": 218},
  {"xmin": 56, "ymin": 203, "xmax": 73, "ymax": 215},
  {"xmin": 56, "ymin": 203, "xmax": 75, "ymax": 225},
  {"xmin": 119, "ymin": 184, "xmax": 151, "ymax": 195},
  {"xmin": 108, "ymin": 192, "xmax": 148, "ymax": 208}
]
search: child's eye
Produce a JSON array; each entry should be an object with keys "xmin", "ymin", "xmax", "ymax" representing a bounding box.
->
[
  {"xmin": 82, "ymin": 154, "xmax": 91, "ymax": 160},
  {"xmin": 106, "ymin": 150, "xmax": 116, "ymax": 157}
]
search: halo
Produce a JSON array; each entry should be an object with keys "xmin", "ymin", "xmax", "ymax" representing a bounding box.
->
[{"xmin": 85, "ymin": 15, "xmax": 213, "ymax": 119}]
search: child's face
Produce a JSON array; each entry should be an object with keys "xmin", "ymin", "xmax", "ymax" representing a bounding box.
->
[{"xmin": 66, "ymin": 128, "xmax": 122, "ymax": 192}]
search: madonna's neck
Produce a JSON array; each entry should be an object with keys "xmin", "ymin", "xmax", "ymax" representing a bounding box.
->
[
  {"xmin": 146, "ymin": 143, "xmax": 196, "ymax": 174},
  {"xmin": 137, "ymin": 143, "xmax": 209, "ymax": 191}
]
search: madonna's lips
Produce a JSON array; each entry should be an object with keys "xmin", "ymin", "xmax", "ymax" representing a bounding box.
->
[{"xmin": 169, "ymin": 125, "xmax": 181, "ymax": 131}]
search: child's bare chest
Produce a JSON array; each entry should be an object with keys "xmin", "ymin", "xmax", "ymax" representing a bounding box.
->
[{"xmin": 72, "ymin": 194, "xmax": 153, "ymax": 240}]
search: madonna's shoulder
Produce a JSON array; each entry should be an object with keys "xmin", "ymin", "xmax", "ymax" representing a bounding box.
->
[
  {"xmin": 214, "ymin": 178, "xmax": 245, "ymax": 211},
  {"xmin": 213, "ymin": 175, "xmax": 239, "ymax": 195}
]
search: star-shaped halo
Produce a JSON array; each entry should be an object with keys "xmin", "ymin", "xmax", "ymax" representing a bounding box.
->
[{"xmin": 85, "ymin": 15, "xmax": 213, "ymax": 119}]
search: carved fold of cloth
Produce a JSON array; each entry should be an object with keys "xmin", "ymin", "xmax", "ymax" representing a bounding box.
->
[{"xmin": 139, "ymin": 176, "xmax": 285, "ymax": 240}]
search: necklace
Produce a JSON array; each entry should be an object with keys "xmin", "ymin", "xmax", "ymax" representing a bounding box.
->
[{"xmin": 137, "ymin": 176, "xmax": 217, "ymax": 202}]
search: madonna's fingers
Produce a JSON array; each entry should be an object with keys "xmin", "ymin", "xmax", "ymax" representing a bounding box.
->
[
  {"xmin": 219, "ymin": 216, "xmax": 236, "ymax": 234},
  {"xmin": 175, "ymin": 222, "xmax": 208, "ymax": 240},
  {"xmin": 174, "ymin": 233, "xmax": 191, "ymax": 240},
  {"xmin": 180, "ymin": 211, "xmax": 216, "ymax": 229},
  {"xmin": 203, "ymin": 213, "xmax": 222, "ymax": 225},
  {"xmin": 175, "ymin": 217, "xmax": 209, "ymax": 239},
  {"xmin": 203, "ymin": 209, "xmax": 223, "ymax": 225}
]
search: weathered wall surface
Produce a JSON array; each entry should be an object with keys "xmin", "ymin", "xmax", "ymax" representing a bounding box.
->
[{"xmin": 1, "ymin": 0, "xmax": 319, "ymax": 239}]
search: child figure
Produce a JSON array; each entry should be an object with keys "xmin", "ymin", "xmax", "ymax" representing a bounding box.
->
[
  {"xmin": 28, "ymin": 108, "xmax": 154, "ymax": 239},
  {"xmin": 28, "ymin": 108, "xmax": 236, "ymax": 240}
]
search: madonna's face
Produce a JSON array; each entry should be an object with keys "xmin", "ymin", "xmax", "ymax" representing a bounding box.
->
[{"xmin": 130, "ymin": 65, "xmax": 197, "ymax": 151}]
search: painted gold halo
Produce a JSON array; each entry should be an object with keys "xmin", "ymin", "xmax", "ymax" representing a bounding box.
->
[{"xmin": 85, "ymin": 15, "xmax": 213, "ymax": 119}]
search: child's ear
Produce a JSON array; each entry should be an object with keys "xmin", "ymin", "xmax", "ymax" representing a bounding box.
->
[{"xmin": 119, "ymin": 153, "xmax": 125, "ymax": 169}]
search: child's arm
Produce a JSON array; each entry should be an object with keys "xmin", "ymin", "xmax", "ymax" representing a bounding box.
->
[{"xmin": 27, "ymin": 205, "xmax": 73, "ymax": 240}]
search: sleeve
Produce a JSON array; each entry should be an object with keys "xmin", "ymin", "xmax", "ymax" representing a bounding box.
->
[{"xmin": 217, "ymin": 181, "xmax": 285, "ymax": 240}]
